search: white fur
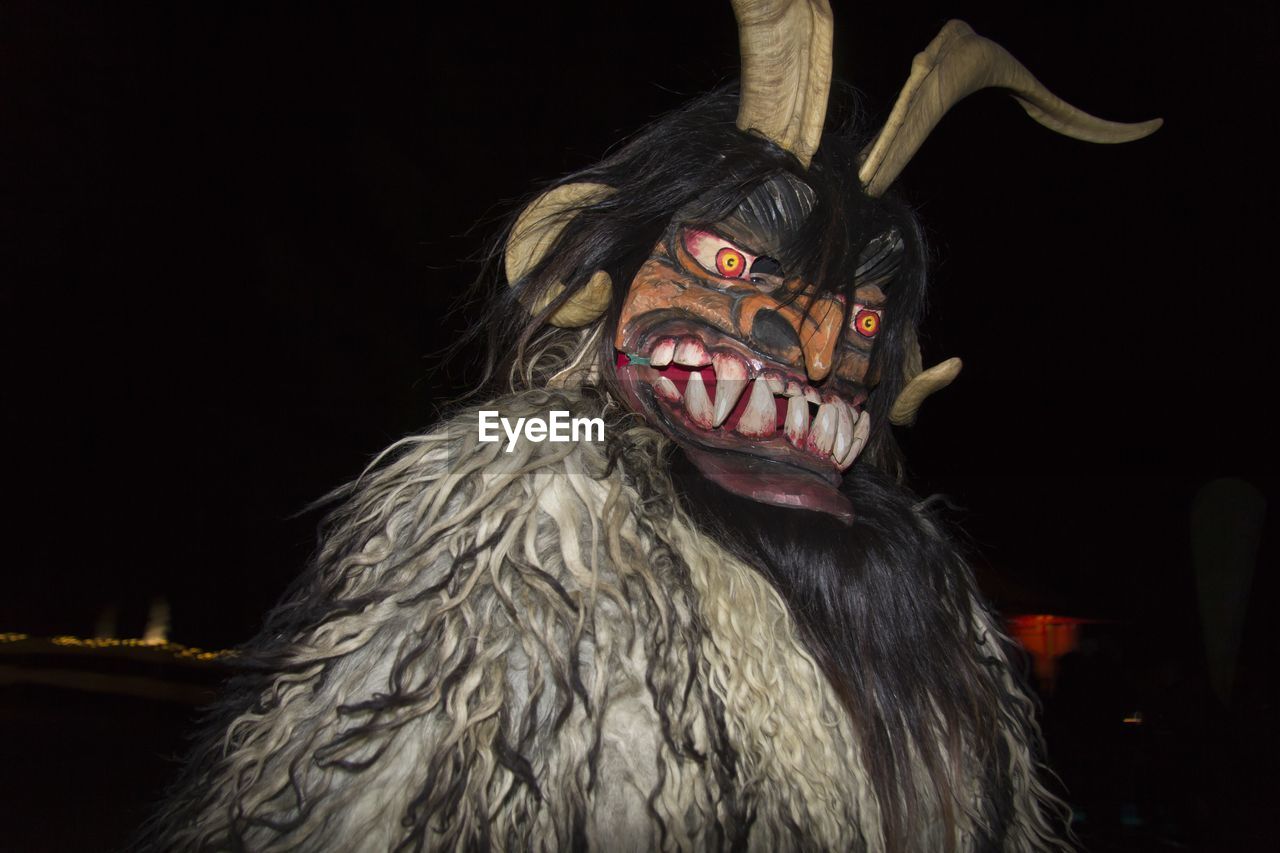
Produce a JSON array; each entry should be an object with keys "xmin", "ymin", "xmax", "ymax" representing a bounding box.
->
[{"xmin": 148, "ymin": 389, "xmax": 1065, "ymax": 851}]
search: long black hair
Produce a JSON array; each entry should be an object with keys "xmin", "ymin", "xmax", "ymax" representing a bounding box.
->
[{"xmin": 671, "ymin": 450, "xmax": 1044, "ymax": 851}]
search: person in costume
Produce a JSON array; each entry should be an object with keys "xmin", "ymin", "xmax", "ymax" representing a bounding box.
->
[{"xmin": 137, "ymin": 2, "xmax": 1158, "ymax": 850}]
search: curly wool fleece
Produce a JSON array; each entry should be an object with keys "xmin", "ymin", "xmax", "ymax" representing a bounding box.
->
[{"xmin": 139, "ymin": 388, "xmax": 1064, "ymax": 852}]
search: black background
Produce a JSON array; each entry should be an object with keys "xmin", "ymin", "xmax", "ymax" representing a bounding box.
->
[{"xmin": 1, "ymin": 1, "xmax": 1276, "ymax": 847}]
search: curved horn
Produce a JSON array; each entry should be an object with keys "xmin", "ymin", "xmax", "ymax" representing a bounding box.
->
[
  {"xmin": 889, "ymin": 355, "xmax": 962, "ymax": 426},
  {"xmin": 733, "ymin": 0, "xmax": 834, "ymax": 168},
  {"xmin": 859, "ymin": 20, "xmax": 1162, "ymax": 197},
  {"xmin": 504, "ymin": 182, "xmax": 615, "ymax": 328}
]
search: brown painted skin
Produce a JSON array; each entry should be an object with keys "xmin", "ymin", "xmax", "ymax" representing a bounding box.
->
[{"xmin": 614, "ymin": 228, "xmax": 886, "ymax": 390}]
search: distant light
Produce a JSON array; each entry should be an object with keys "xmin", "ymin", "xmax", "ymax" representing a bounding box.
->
[
  {"xmin": 2, "ymin": 630, "xmax": 233, "ymax": 661},
  {"xmin": 1006, "ymin": 614, "xmax": 1086, "ymax": 694},
  {"xmin": 1122, "ymin": 711, "xmax": 1144, "ymax": 725},
  {"xmin": 143, "ymin": 597, "xmax": 171, "ymax": 645}
]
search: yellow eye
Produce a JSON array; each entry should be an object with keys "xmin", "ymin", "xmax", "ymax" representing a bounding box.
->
[
  {"xmin": 683, "ymin": 229, "xmax": 757, "ymax": 281},
  {"xmin": 715, "ymin": 247, "xmax": 746, "ymax": 277},
  {"xmin": 853, "ymin": 308, "xmax": 880, "ymax": 338}
]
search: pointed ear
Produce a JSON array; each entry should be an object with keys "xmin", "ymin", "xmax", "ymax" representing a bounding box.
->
[{"xmin": 504, "ymin": 182, "xmax": 615, "ymax": 328}]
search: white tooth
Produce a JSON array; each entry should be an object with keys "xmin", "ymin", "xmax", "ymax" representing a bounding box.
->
[
  {"xmin": 674, "ymin": 338, "xmax": 709, "ymax": 367},
  {"xmin": 803, "ymin": 387, "xmax": 821, "ymax": 405},
  {"xmin": 763, "ymin": 372, "xmax": 785, "ymax": 395},
  {"xmin": 806, "ymin": 403, "xmax": 837, "ymax": 456},
  {"xmin": 653, "ymin": 375, "xmax": 681, "ymax": 402},
  {"xmin": 784, "ymin": 380, "xmax": 803, "ymax": 398},
  {"xmin": 683, "ymin": 370, "xmax": 715, "ymax": 428},
  {"xmin": 832, "ymin": 400, "xmax": 854, "ymax": 461},
  {"xmin": 711, "ymin": 353, "xmax": 748, "ymax": 427},
  {"xmin": 854, "ymin": 409, "xmax": 870, "ymax": 444},
  {"xmin": 650, "ymin": 338, "xmax": 675, "ymax": 368},
  {"xmin": 735, "ymin": 378, "xmax": 778, "ymax": 438},
  {"xmin": 784, "ymin": 394, "xmax": 809, "ymax": 447},
  {"xmin": 838, "ymin": 411, "xmax": 872, "ymax": 471}
]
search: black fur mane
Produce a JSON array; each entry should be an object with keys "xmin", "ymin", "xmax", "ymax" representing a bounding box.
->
[{"xmin": 671, "ymin": 451, "xmax": 1041, "ymax": 851}]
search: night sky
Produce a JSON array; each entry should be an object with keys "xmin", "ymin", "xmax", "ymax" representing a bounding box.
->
[{"xmin": 2, "ymin": 0, "xmax": 1275, "ymax": 672}]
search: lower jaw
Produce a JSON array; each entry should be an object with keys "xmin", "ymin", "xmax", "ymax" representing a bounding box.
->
[
  {"xmin": 616, "ymin": 363, "xmax": 855, "ymax": 524},
  {"xmin": 682, "ymin": 446, "xmax": 855, "ymax": 525}
]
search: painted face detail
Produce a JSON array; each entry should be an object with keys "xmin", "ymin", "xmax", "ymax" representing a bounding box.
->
[
  {"xmin": 612, "ymin": 179, "xmax": 895, "ymax": 522},
  {"xmin": 687, "ymin": 229, "xmax": 756, "ymax": 281},
  {"xmin": 715, "ymin": 246, "xmax": 746, "ymax": 277},
  {"xmin": 852, "ymin": 306, "xmax": 881, "ymax": 339}
]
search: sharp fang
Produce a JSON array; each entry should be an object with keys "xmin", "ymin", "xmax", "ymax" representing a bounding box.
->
[
  {"xmin": 735, "ymin": 377, "xmax": 777, "ymax": 438},
  {"xmin": 838, "ymin": 410, "xmax": 872, "ymax": 471},
  {"xmin": 650, "ymin": 338, "xmax": 675, "ymax": 368},
  {"xmin": 806, "ymin": 403, "xmax": 837, "ymax": 456},
  {"xmin": 711, "ymin": 353, "xmax": 748, "ymax": 427},
  {"xmin": 803, "ymin": 387, "xmax": 821, "ymax": 405},
  {"xmin": 832, "ymin": 400, "xmax": 854, "ymax": 461},
  {"xmin": 653, "ymin": 375, "xmax": 681, "ymax": 402},
  {"xmin": 785, "ymin": 380, "xmax": 803, "ymax": 398},
  {"xmin": 674, "ymin": 338, "xmax": 710, "ymax": 368},
  {"xmin": 784, "ymin": 394, "xmax": 809, "ymax": 447},
  {"xmin": 763, "ymin": 372, "xmax": 785, "ymax": 395},
  {"xmin": 683, "ymin": 370, "xmax": 715, "ymax": 428}
]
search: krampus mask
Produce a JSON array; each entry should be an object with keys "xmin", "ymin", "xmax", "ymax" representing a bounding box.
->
[{"xmin": 504, "ymin": 5, "xmax": 1157, "ymax": 521}]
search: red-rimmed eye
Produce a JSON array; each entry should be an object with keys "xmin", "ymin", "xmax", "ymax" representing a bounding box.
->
[
  {"xmin": 715, "ymin": 247, "xmax": 746, "ymax": 278},
  {"xmin": 684, "ymin": 229, "xmax": 757, "ymax": 281},
  {"xmin": 852, "ymin": 308, "xmax": 880, "ymax": 338}
]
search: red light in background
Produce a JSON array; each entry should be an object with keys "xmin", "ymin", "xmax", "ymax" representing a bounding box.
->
[{"xmin": 1007, "ymin": 614, "xmax": 1086, "ymax": 694}]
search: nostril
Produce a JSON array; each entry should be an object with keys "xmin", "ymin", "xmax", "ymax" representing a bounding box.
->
[{"xmin": 750, "ymin": 309, "xmax": 801, "ymax": 354}]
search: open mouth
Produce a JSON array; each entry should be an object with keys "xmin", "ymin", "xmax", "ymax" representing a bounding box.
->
[{"xmin": 615, "ymin": 323, "xmax": 871, "ymax": 522}]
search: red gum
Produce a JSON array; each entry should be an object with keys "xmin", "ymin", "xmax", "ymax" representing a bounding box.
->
[
  {"xmin": 616, "ymin": 352, "xmax": 868, "ymax": 444},
  {"xmin": 617, "ymin": 353, "xmax": 786, "ymax": 432}
]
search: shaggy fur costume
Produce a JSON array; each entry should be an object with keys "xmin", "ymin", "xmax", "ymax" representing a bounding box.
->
[{"xmin": 138, "ymin": 387, "xmax": 1067, "ymax": 852}]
